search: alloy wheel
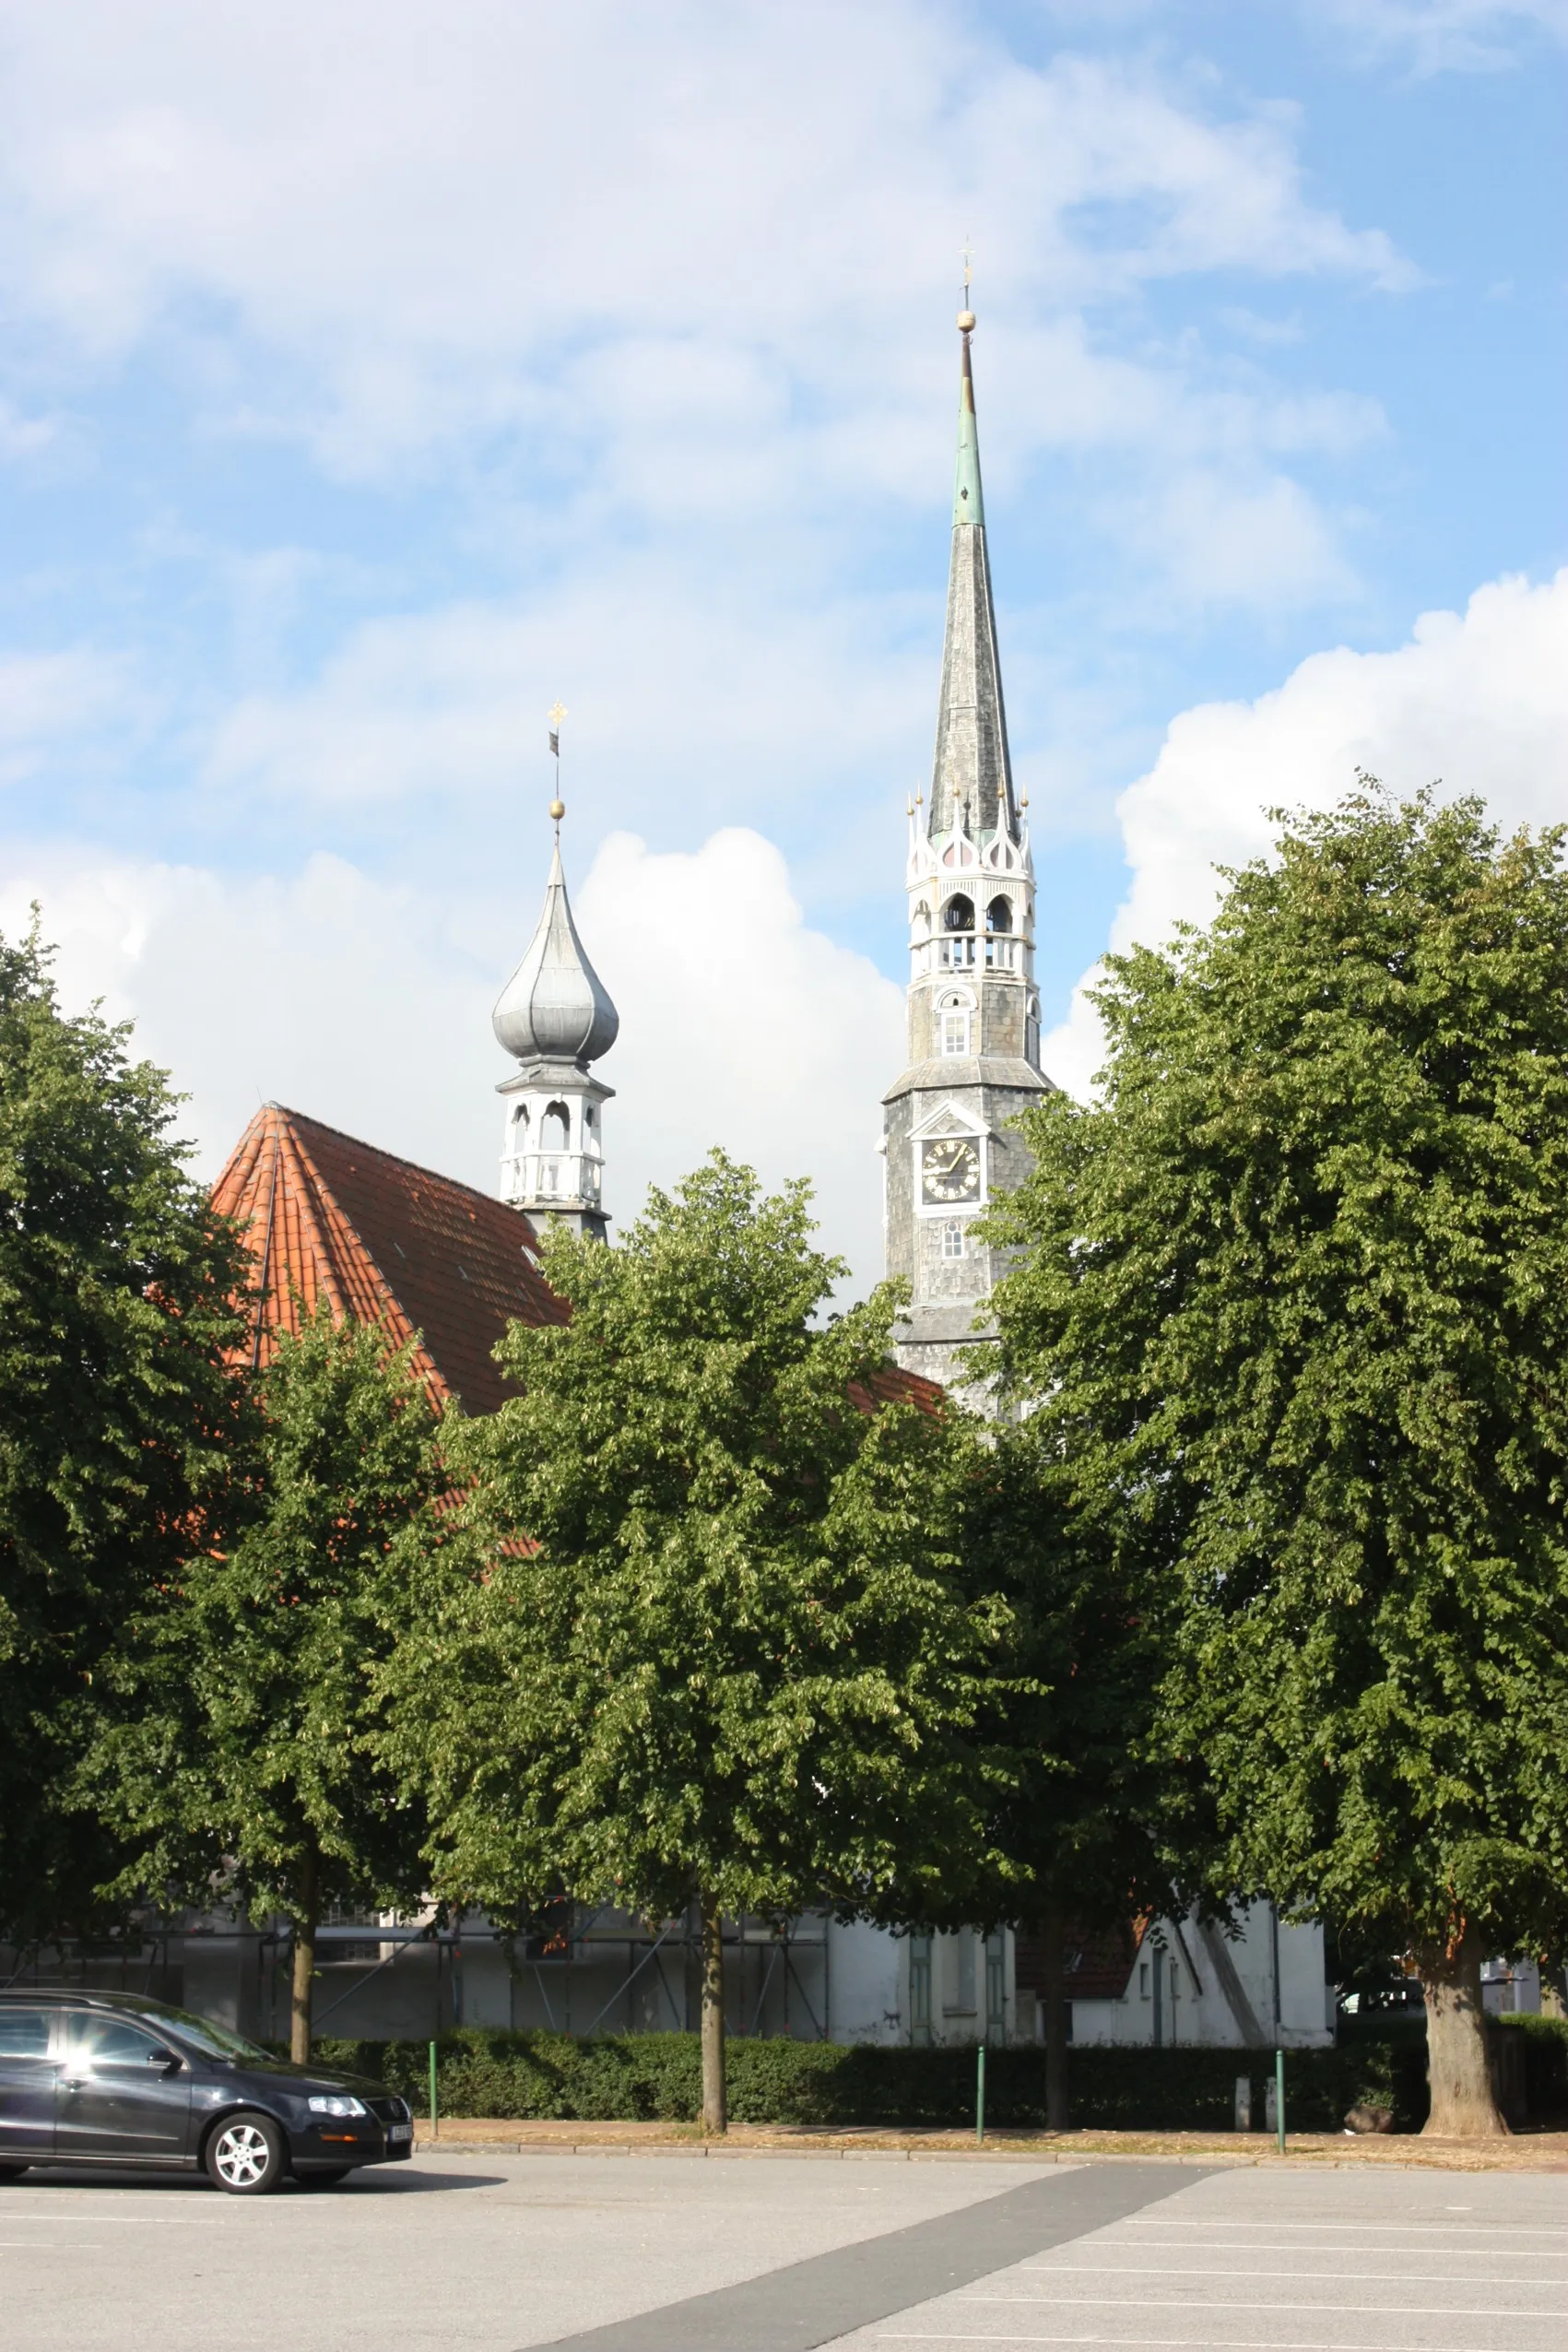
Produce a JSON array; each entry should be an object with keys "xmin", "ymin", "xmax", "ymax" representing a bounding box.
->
[{"xmin": 212, "ymin": 2122, "xmax": 273, "ymax": 2189}]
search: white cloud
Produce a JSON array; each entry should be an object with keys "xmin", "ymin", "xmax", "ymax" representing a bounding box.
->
[
  {"xmin": 1043, "ymin": 569, "xmax": 1568, "ymax": 1093},
  {"xmin": 199, "ymin": 571, "xmax": 932, "ymax": 840},
  {"xmin": 0, "ymin": 0, "xmax": 1409, "ymax": 615},
  {"xmin": 0, "ymin": 822, "xmax": 902, "ymax": 1296},
  {"xmin": 1104, "ymin": 467, "xmax": 1359, "ymax": 611},
  {"xmin": 1311, "ymin": 1, "xmax": 1568, "ymax": 73},
  {"xmin": 579, "ymin": 829, "xmax": 902, "ymax": 1286}
]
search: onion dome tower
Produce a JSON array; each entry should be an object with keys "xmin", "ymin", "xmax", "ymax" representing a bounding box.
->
[
  {"xmin": 881, "ymin": 305, "xmax": 1049, "ymax": 1390},
  {"xmin": 492, "ymin": 800, "xmax": 619, "ymax": 1241}
]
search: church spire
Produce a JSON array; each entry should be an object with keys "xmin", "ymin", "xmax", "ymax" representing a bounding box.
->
[
  {"xmin": 927, "ymin": 310, "xmax": 1017, "ymax": 845},
  {"xmin": 493, "ymin": 786, "xmax": 617, "ymax": 1243},
  {"xmin": 880, "ymin": 303, "xmax": 1045, "ymax": 1397}
]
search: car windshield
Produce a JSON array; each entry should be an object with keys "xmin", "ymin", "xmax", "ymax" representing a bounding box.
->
[{"xmin": 155, "ymin": 2006, "xmax": 270, "ymax": 2062}]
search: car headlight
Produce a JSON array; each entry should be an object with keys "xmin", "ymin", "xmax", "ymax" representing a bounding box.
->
[{"xmin": 307, "ymin": 2095, "xmax": 367, "ymax": 2118}]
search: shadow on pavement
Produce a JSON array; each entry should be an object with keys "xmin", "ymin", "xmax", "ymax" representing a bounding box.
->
[{"xmin": 1, "ymin": 2164, "xmax": 506, "ymax": 2195}]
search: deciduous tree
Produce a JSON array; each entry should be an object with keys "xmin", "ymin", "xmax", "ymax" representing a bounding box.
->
[
  {"xmin": 988, "ymin": 790, "xmax": 1568, "ymax": 2135},
  {"xmin": 94, "ymin": 1305, "xmax": 450, "ymax": 2060},
  {"xmin": 380, "ymin": 1152, "xmax": 1015, "ymax": 2132},
  {"xmin": 948, "ymin": 1421, "xmax": 1204, "ymax": 2129},
  {"xmin": 0, "ymin": 924, "xmax": 252, "ymax": 1943}
]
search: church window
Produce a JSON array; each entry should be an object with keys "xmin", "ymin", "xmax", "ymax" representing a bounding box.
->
[
  {"xmin": 939, "ymin": 1008, "xmax": 969, "ymax": 1056},
  {"xmin": 542, "ymin": 1102, "xmax": 570, "ymax": 1151},
  {"xmin": 511, "ymin": 1104, "xmax": 529, "ymax": 1135},
  {"xmin": 942, "ymin": 892, "xmax": 973, "ymax": 932},
  {"xmin": 942, "ymin": 1221, "xmax": 965, "ymax": 1260},
  {"xmin": 985, "ymin": 894, "xmax": 1012, "ymax": 933}
]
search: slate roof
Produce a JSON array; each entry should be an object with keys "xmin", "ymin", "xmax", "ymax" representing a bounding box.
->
[
  {"xmin": 210, "ymin": 1105, "xmax": 565, "ymax": 1415},
  {"xmin": 926, "ymin": 325, "xmax": 1019, "ymax": 845}
]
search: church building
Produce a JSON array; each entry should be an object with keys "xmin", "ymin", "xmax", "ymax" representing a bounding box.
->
[{"xmin": 6, "ymin": 310, "xmax": 1331, "ymax": 2059}]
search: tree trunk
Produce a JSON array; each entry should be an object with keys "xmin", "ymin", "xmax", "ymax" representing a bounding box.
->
[
  {"xmin": 289, "ymin": 1843, "xmax": 320, "ymax": 2067},
  {"xmin": 1042, "ymin": 1906, "xmax": 1069, "ymax": 2133},
  {"xmin": 1421, "ymin": 1928, "xmax": 1507, "ymax": 2137},
  {"xmin": 699, "ymin": 1888, "xmax": 726, "ymax": 2136}
]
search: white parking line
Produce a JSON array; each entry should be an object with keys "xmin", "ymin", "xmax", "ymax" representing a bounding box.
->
[
  {"xmin": 0, "ymin": 2209, "xmax": 222, "ymax": 2225},
  {"xmin": 876, "ymin": 2337, "xmax": 1534, "ymax": 2351},
  {"xmin": 1031, "ymin": 2243, "xmax": 1568, "ymax": 2258},
  {"xmin": 1123, "ymin": 2218, "xmax": 1568, "ymax": 2237},
  {"xmin": 1000, "ymin": 2263, "xmax": 1566, "ymax": 2282},
  {"xmin": 950, "ymin": 2298, "xmax": 1563, "ymax": 2318}
]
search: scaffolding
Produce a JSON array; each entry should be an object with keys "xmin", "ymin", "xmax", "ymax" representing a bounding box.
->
[{"xmin": 4, "ymin": 1905, "xmax": 837, "ymax": 2045}]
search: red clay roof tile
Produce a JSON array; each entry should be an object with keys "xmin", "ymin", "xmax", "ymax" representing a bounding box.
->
[{"xmin": 211, "ymin": 1105, "xmax": 565, "ymax": 1415}]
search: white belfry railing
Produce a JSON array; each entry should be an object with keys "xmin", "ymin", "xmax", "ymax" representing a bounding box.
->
[
  {"xmin": 929, "ymin": 935, "xmax": 1020, "ymax": 975},
  {"xmin": 501, "ymin": 1152, "xmax": 603, "ymax": 1207}
]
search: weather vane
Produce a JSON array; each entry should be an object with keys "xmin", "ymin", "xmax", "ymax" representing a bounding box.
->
[
  {"xmin": 548, "ymin": 702, "xmax": 567, "ymax": 824},
  {"xmin": 959, "ymin": 238, "xmax": 975, "ymax": 335}
]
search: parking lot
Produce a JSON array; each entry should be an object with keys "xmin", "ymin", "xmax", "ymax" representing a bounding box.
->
[{"xmin": 2, "ymin": 2152, "xmax": 1563, "ymax": 2352}]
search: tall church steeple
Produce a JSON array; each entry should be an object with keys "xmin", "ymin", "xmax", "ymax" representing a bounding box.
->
[
  {"xmin": 928, "ymin": 323, "xmax": 1018, "ymax": 845},
  {"xmin": 881, "ymin": 307, "xmax": 1048, "ymax": 1391}
]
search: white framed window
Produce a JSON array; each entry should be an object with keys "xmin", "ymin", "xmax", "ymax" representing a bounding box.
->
[
  {"xmin": 939, "ymin": 1008, "xmax": 969, "ymax": 1056},
  {"xmin": 941, "ymin": 1221, "xmax": 965, "ymax": 1260}
]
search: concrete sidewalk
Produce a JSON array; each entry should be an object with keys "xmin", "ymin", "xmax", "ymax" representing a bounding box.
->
[{"xmin": 414, "ymin": 2116, "xmax": 1568, "ymax": 2169}]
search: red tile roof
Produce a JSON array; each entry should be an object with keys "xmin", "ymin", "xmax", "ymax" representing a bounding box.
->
[
  {"xmin": 849, "ymin": 1362, "xmax": 947, "ymax": 1419},
  {"xmin": 212, "ymin": 1107, "xmax": 949, "ymax": 1434},
  {"xmin": 211, "ymin": 1105, "xmax": 565, "ymax": 1415}
]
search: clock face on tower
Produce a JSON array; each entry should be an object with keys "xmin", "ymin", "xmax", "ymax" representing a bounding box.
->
[{"xmin": 921, "ymin": 1136, "xmax": 982, "ymax": 1203}]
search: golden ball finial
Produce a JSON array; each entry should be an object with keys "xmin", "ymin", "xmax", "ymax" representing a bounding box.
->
[
  {"xmin": 957, "ymin": 309, "xmax": 976, "ymax": 333},
  {"xmin": 549, "ymin": 798, "xmax": 565, "ymax": 821}
]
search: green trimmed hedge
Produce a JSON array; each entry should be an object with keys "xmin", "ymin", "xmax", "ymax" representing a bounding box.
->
[
  {"xmin": 312, "ymin": 2028, "xmax": 1428, "ymax": 2133},
  {"xmin": 1496, "ymin": 2013, "xmax": 1568, "ymax": 2119}
]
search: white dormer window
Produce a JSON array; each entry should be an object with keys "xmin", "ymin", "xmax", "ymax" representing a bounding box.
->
[
  {"xmin": 942, "ymin": 1221, "xmax": 966, "ymax": 1260},
  {"xmin": 940, "ymin": 1009, "xmax": 969, "ymax": 1056}
]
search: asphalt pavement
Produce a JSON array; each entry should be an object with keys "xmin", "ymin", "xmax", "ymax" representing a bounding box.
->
[{"xmin": 2, "ymin": 2151, "xmax": 1562, "ymax": 2352}]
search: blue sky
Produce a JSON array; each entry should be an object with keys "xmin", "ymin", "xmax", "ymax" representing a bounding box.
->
[{"xmin": 1, "ymin": 0, "xmax": 1563, "ymax": 1286}]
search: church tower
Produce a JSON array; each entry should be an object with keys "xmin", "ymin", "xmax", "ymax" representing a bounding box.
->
[
  {"xmin": 492, "ymin": 806, "xmax": 619, "ymax": 1241},
  {"xmin": 882, "ymin": 308, "xmax": 1048, "ymax": 1389}
]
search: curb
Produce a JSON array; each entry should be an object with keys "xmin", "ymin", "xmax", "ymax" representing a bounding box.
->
[{"xmin": 407, "ymin": 2132, "xmax": 1568, "ymax": 2172}]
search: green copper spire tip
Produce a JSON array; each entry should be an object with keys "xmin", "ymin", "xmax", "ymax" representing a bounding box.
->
[{"xmin": 952, "ymin": 323, "xmax": 984, "ymax": 529}]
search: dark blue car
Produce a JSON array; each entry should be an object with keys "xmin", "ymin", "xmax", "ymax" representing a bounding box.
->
[{"xmin": 0, "ymin": 1988, "xmax": 412, "ymax": 2194}]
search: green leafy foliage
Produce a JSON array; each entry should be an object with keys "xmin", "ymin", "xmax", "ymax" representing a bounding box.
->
[
  {"xmin": 987, "ymin": 789, "xmax": 1568, "ymax": 1980},
  {"xmin": 316, "ymin": 2027, "xmax": 1426, "ymax": 2133},
  {"xmin": 938, "ymin": 1416, "xmax": 1201, "ymax": 1933},
  {"xmin": 380, "ymin": 1152, "xmax": 1018, "ymax": 1932},
  {"xmin": 0, "ymin": 924, "xmax": 253, "ymax": 1939},
  {"xmin": 91, "ymin": 1304, "xmax": 454, "ymax": 1949}
]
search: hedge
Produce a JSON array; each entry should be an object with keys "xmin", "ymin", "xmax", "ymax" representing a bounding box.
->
[
  {"xmin": 1495, "ymin": 2012, "xmax": 1568, "ymax": 2119},
  {"xmin": 310, "ymin": 2028, "xmax": 1434, "ymax": 2133}
]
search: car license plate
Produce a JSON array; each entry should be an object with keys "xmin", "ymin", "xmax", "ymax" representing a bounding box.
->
[{"xmin": 388, "ymin": 2122, "xmax": 412, "ymax": 2143}]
